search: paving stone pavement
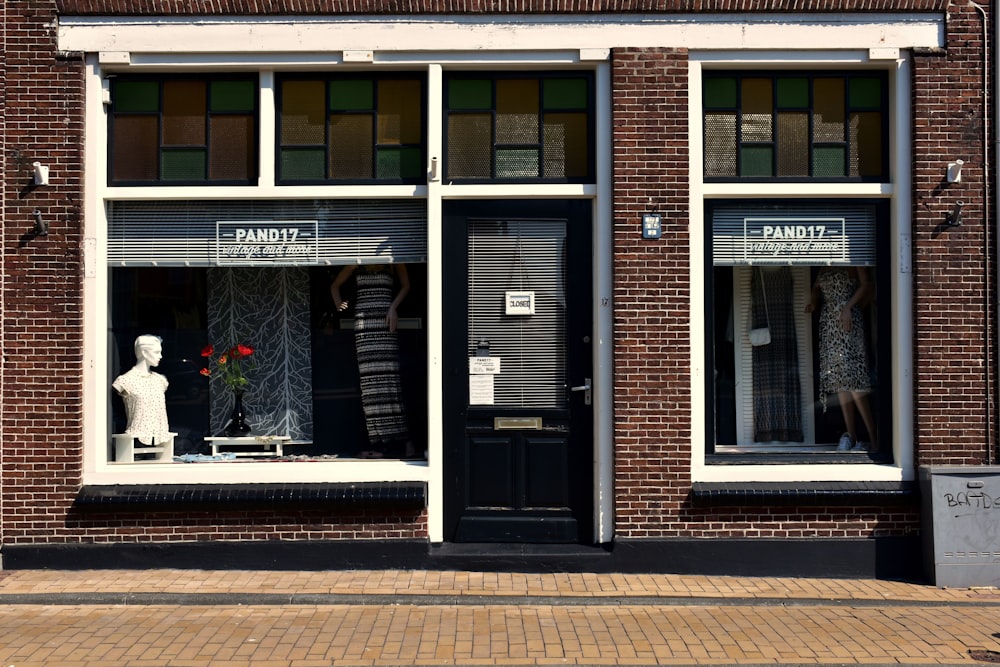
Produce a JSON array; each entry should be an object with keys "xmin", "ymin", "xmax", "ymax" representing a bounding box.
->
[{"xmin": 0, "ymin": 569, "xmax": 997, "ymax": 666}]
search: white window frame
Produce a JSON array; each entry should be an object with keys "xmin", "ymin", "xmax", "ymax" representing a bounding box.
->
[{"xmin": 689, "ymin": 51, "xmax": 916, "ymax": 483}]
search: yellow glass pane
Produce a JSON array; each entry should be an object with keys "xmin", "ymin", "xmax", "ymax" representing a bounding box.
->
[
  {"xmin": 741, "ymin": 78, "xmax": 772, "ymax": 115},
  {"xmin": 497, "ymin": 80, "xmax": 539, "ymax": 145},
  {"xmin": 163, "ymin": 81, "xmax": 206, "ymax": 146},
  {"xmin": 851, "ymin": 111, "xmax": 882, "ymax": 177},
  {"xmin": 281, "ymin": 80, "xmax": 325, "ymax": 145},
  {"xmin": 544, "ymin": 112, "xmax": 587, "ymax": 178},
  {"xmin": 377, "ymin": 80, "xmax": 421, "ymax": 145},
  {"xmin": 814, "ymin": 78, "xmax": 845, "ymax": 142}
]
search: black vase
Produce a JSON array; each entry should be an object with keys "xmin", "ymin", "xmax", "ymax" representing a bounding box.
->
[{"xmin": 224, "ymin": 390, "xmax": 252, "ymax": 437}]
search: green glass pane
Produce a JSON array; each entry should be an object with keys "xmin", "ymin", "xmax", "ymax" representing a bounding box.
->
[
  {"xmin": 703, "ymin": 77, "xmax": 737, "ymax": 108},
  {"xmin": 496, "ymin": 148, "xmax": 539, "ymax": 178},
  {"xmin": 740, "ymin": 145, "xmax": 772, "ymax": 177},
  {"xmin": 776, "ymin": 78, "xmax": 808, "ymax": 108},
  {"xmin": 543, "ymin": 78, "xmax": 587, "ymax": 109},
  {"xmin": 281, "ymin": 148, "xmax": 325, "ymax": 180},
  {"xmin": 161, "ymin": 149, "xmax": 206, "ymax": 180},
  {"xmin": 813, "ymin": 146, "xmax": 845, "ymax": 177},
  {"xmin": 112, "ymin": 115, "xmax": 159, "ymax": 181},
  {"xmin": 281, "ymin": 80, "xmax": 325, "ymax": 145},
  {"xmin": 331, "ymin": 79, "xmax": 374, "ymax": 111},
  {"xmin": 376, "ymin": 146, "xmax": 422, "ymax": 179},
  {"xmin": 210, "ymin": 80, "xmax": 255, "ymax": 112},
  {"xmin": 377, "ymin": 80, "xmax": 422, "ymax": 144},
  {"xmin": 544, "ymin": 112, "xmax": 588, "ymax": 178},
  {"xmin": 849, "ymin": 77, "xmax": 882, "ymax": 108},
  {"xmin": 163, "ymin": 80, "xmax": 206, "ymax": 146},
  {"xmin": 114, "ymin": 81, "xmax": 159, "ymax": 112},
  {"xmin": 448, "ymin": 80, "xmax": 491, "ymax": 110}
]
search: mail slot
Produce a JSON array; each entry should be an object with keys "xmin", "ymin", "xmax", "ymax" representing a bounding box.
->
[{"xmin": 494, "ymin": 417, "xmax": 542, "ymax": 430}]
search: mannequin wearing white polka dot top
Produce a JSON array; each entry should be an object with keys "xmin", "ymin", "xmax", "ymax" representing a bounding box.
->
[{"xmin": 112, "ymin": 335, "xmax": 171, "ymax": 445}]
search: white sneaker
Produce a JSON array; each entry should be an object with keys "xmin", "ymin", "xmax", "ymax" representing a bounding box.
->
[
  {"xmin": 852, "ymin": 441, "xmax": 868, "ymax": 452},
  {"xmin": 837, "ymin": 433, "xmax": 853, "ymax": 451}
]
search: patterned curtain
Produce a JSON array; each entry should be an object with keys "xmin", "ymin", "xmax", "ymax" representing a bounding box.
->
[{"xmin": 207, "ymin": 267, "xmax": 313, "ymax": 441}]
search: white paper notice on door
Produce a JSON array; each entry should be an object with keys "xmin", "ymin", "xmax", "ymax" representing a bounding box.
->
[{"xmin": 469, "ymin": 375, "xmax": 495, "ymax": 405}]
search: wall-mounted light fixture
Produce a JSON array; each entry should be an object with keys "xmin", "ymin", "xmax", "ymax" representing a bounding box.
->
[
  {"xmin": 945, "ymin": 200, "xmax": 964, "ymax": 228},
  {"xmin": 33, "ymin": 209, "xmax": 49, "ymax": 237},
  {"xmin": 947, "ymin": 159, "xmax": 965, "ymax": 183},
  {"xmin": 32, "ymin": 162, "xmax": 49, "ymax": 186}
]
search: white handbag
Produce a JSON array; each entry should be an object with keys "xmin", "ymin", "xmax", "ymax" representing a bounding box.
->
[{"xmin": 749, "ymin": 269, "xmax": 771, "ymax": 347}]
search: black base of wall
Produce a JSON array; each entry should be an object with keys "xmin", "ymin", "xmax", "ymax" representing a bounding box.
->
[{"xmin": 1, "ymin": 536, "xmax": 924, "ymax": 582}]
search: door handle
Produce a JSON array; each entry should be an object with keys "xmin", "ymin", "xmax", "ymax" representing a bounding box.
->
[{"xmin": 570, "ymin": 378, "xmax": 592, "ymax": 405}]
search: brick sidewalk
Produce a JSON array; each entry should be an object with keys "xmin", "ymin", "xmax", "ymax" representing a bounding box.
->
[{"xmin": 0, "ymin": 570, "xmax": 997, "ymax": 666}]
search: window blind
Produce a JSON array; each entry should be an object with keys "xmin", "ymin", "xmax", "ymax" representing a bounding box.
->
[{"xmin": 107, "ymin": 199, "xmax": 427, "ymax": 267}]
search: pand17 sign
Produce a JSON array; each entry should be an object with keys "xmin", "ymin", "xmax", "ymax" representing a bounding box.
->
[
  {"xmin": 216, "ymin": 220, "xmax": 320, "ymax": 265},
  {"xmin": 742, "ymin": 217, "xmax": 847, "ymax": 264}
]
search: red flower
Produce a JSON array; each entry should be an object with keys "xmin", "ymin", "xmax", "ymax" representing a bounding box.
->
[
  {"xmin": 199, "ymin": 368, "xmax": 211, "ymax": 376},
  {"xmin": 236, "ymin": 344, "xmax": 254, "ymax": 358},
  {"xmin": 200, "ymin": 344, "xmax": 214, "ymax": 357},
  {"xmin": 218, "ymin": 354, "xmax": 228, "ymax": 365}
]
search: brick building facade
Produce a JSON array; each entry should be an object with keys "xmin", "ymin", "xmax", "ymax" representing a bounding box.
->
[{"xmin": 0, "ymin": 0, "xmax": 992, "ymax": 578}]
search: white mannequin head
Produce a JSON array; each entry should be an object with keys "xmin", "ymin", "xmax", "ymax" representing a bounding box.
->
[{"xmin": 134, "ymin": 335, "xmax": 163, "ymax": 369}]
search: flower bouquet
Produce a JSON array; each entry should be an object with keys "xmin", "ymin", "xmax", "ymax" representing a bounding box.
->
[{"xmin": 200, "ymin": 342, "xmax": 256, "ymax": 436}]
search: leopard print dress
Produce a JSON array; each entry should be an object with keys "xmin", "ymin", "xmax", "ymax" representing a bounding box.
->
[{"xmin": 816, "ymin": 268, "xmax": 871, "ymax": 410}]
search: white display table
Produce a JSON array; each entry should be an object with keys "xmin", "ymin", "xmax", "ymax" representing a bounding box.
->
[
  {"xmin": 204, "ymin": 435, "xmax": 292, "ymax": 458},
  {"xmin": 112, "ymin": 433, "xmax": 175, "ymax": 463}
]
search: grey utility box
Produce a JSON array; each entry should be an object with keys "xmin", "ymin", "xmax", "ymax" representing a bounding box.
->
[{"xmin": 919, "ymin": 465, "xmax": 1000, "ymax": 587}]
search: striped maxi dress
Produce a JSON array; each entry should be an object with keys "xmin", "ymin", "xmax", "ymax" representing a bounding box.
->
[{"xmin": 353, "ymin": 266, "xmax": 410, "ymax": 449}]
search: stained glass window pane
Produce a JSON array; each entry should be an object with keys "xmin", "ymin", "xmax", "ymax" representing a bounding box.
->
[
  {"xmin": 704, "ymin": 77, "xmax": 737, "ymax": 108},
  {"xmin": 497, "ymin": 80, "xmax": 539, "ymax": 145},
  {"xmin": 114, "ymin": 81, "xmax": 159, "ymax": 112},
  {"xmin": 163, "ymin": 81, "xmax": 206, "ymax": 146},
  {"xmin": 161, "ymin": 149, "xmax": 206, "ymax": 180},
  {"xmin": 281, "ymin": 148, "xmax": 325, "ymax": 180},
  {"xmin": 210, "ymin": 80, "xmax": 255, "ymax": 112},
  {"xmin": 330, "ymin": 115, "xmax": 374, "ymax": 179},
  {"xmin": 542, "ymin": 78, "xmax": 587, "ymax": 109},
  {"xmin": 112, "ymin": 115, "xmax": 159, "ymax": 181},
  {"xmin": 544, "ymin": 112, "xmax": 587, "ymax": 178},
  {"xmin": 497, "ymin": 148, "xmax": 539, "ymax": 178},
  {"xmin": 813, "ymin": 146, "xmax": 845, "ymax": 177},
  {"xmin": 209, "ymin": 115, "xmax": 253, "ymax": 180},
  {"xmin": 377, "ymin": 146, "xmax": 422, "ymax": 179},
  {"xmin": 331, "ymin": 80, "xmax": 374, "ymax": 111},
  {"xmin": 776, "ymin": 78, "xmax": 808, "ymax": 108},
  {"xmin": 281, "ymin": 80, "xmax": 325, "ymax": 145},
  {"xmin": 741, "ymin": 78, "xmax": 772, "ymax": 115},
  {"xmin": 377, "ymin": 80, "xmax": 421, "ymax": 145},
  {"xmin": 740, "ymin": 146, "xmax": 772, "ymax": 177},
  {"xmin": 851, "ymin": 111, "xmax": 883, "ymax": 177},
  {"xmin": 776, "ymin": 112, "xmax": 809, "ymax": 176},
  {"xmin": 447, "ymin": 114, "xmax": 492, "ymax": 178},
  {"xmin": 814, "ymin": 78, "xmax": 845, "ymax": 142},
  {"xmin": 705, "ymin": 112, "xmax": 737, "ymax": 177},
  {"xmin": 850, "ymin": 77, "xmax": 882, "ymax": 108},
  {"xmin": 449, "ymin": 80, "xmax": 491, "ymax": 110}
]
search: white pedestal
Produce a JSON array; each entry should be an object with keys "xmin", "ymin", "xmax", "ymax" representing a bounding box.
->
[
  {"xmin": 204, "ymin": 435, "xmax": 292, "ymax": 458},
  {"xmin": 112, "ymin": 433, "xmax": 175, "ymax": 463}
]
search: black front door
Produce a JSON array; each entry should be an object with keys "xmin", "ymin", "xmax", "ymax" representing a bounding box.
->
[{"xmin": 442, "ymin": 200, "xmax": 593, "ymax": 543}]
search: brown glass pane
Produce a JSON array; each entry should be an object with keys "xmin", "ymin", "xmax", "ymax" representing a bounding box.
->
[
  {"xmin": 377, "ymin": 80, "xmax": 421, "ymax": 145},
  {"xmin": 112, "ymin": 115, "xmax": 159, "ymax": 181},
  {"xmin": 741, "ymin": 78, "xmax": 772, "ymax": 115},
  {"xmin": 814, "ymin": 78, "xmax": 845, "ymax": 142},
  {"xmin": 330, "ymin": 114, "xmax": 374, "ymax": 178},
  {"xmin": 281, "ymin": 80, "xmax": 325, "ymax": 145},
  {"xmin": 497, "ymin": 80, "xmax": 539, "ymax": 145},
  {"xmin": 163, "ymin": 81, "xmax": 207, "ymax": 146},
  {"xmin": 776, "ymin": 112, "xmax": 809, "ymax": 176},
  {"xmin": 544, "ymin": 112, "xmax": 587, "ymax": 178},
  {"xmin": 447, "ymin": 113, "xmax": 492, "ymax": 179},
  {"xmin": 209, "ymin": 115, "xmax": 253, "ymax": 181},
  {"xmin": 850, "ymin": 111, "xmax": 883, "ymax": 178},
  {"xmin": 704, "ymin": 112, "xmax": 736, "ymax": 177}
]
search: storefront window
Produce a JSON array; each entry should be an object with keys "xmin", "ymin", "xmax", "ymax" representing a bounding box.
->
[
  {"xmin": 107, "ymin": 200, "xmax": 427, "ymax": 462},
  {"xmin": 708, "ymin": 202, "xmax": 891, "ymax": 460},
  {"xmin": 108, "ymin": 75, "xmax": 258, "ymax": 185},
  {"xmin": 276, "ymin": 74, "xmax": 425, "ymax": 183},
  {"xmin": 703, "ymin": 72, "xmax": 886, "ymax": 181},
  {"xmin": 445, "ymin": 73, "xmax": 593, "ymax": 182}
]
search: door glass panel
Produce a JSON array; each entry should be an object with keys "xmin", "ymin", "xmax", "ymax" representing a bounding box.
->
[{"xmin": 468, "ymin": 219, "xmax": 567, "ymax": 408}]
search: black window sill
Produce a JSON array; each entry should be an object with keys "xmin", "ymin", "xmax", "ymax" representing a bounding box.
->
[
  {"xmin": 690, "ymin": 481, "xmax": 916, "ymax": 506},
  {"xmin": 74, "ymin": 482, "xmax": 427, "ymax": 511}
]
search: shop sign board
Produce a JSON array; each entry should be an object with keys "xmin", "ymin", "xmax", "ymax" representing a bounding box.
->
[
  {"xmin": 742, "ymin": 217, "xmax": 847, "ymax": 264},
  {"xmin": 216, "ymin": 220, "xmax": 320, "ymax": 265},
  {"xmin": 505, "ymin": 290, "xmax": 535, "ymax": 315}
]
